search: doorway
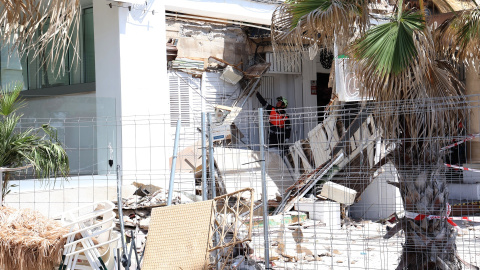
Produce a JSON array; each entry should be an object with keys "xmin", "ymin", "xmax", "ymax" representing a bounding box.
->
[{"xmin": 316, "ymin": 72, "xmax": 332, "ymax": 123}]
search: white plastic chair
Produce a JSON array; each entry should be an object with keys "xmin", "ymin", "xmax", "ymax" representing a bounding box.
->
[{"xmin": 59, "ymin": 201, "xmax": 121, "ymax": 270}]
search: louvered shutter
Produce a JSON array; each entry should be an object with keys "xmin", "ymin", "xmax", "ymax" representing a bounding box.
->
[{"xmin": 169, "ymin": 71, "xmax": 196, "ymax": 127}]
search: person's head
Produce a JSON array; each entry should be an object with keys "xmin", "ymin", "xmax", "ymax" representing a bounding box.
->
[{"xmin": 276, "ymin": 96, "xmax": 288, "ymax": 109}]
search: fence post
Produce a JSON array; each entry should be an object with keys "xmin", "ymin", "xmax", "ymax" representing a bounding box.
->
[
  {"xmin": 207, "ymin": 113, "xmax": 216, "ymax": 199},
  {"xmin": 167, "ymin": 120, "xmax": 181, "ymax": 206},
  {"xmin": 201, "ymin": 113, "xmax": 208, "ymax": 201},
  {"xmin": 258, "ymin": 108, "xmax": 270, "ymax": 268},
  {"xmin": 116, "ymin": 165, "xmax": 128, "ymax": 269}
]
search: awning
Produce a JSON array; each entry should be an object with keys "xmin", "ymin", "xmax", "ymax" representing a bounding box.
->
[{"xmin": 164, "ymin": 0, "xmax": 278, "ymax": 26}]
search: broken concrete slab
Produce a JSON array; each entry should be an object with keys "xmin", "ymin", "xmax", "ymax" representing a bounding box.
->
[
  {"xmin": 350, "ymin": 163, "xmax": 403, "ymax": 220},
  {"xmin": 319, "ymin": 181, "xmax": 357, "ymax": 206}
]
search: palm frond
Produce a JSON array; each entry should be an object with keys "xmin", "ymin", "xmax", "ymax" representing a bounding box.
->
[
  {"xmin": 0, "ymin": 86, "xmax": 69, "ymax": 195},
  {"xmin": 351, "ymin": 9, "xmax": 424, "ymax": 75},
  {"xmin": 0, "ymin": 82, "xmax": 25, "ymax": 116},
  {"xmin": 0, "ymin": 0, "xmax": 80, "ymax": 77},
  {"xmin": 271, "ymin": 0, "xmax": 369, "ymax": 59},
  {"xmin": 353, "ymin": 21, "xmax": 466, "ymax": 157},
  {"xmin": 436, "ymin": 7, "xmax": 480, "ymax": 70}
]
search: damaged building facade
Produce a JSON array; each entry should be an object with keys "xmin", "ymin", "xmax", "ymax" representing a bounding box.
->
[
  {"xmin": 2, "ymin": 0, "xmax": 480, "ymax": 268},
  {"xmin": 4, "ymin": 0, "xmax": 479, "ymax": 224}
]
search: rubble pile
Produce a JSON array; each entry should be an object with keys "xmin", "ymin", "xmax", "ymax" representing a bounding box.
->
[{"xmin": 112, "ymin": 182, "xmax": 201, "ymax": 231}]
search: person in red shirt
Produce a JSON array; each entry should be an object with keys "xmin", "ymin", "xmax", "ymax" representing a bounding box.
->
[{"xmin": 256, "ymin": 92, "xmax": 292, "ymax": 148}]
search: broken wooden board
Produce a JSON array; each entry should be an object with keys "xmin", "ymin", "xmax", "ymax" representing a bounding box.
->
[
  {"xmin": 244, "ymin": 63, "xmax": 271, "ymax": 78},
  {"xmin": 332, "ymin": 108, "xmax": 370, "ymax": 157},
  {"xmin": 142, "ymin": 200, "xmax": 214, "ymax": 270},
  {"xmin": 273, "ymin": 153, "xmax": 344, "ymax": 214},
  {"xmin": 293, "ymin": 140, "xmax": 314, "ymax": 172},
  {"xmin": 169, "ymin": 139, "xmax": 202, "ymax": 172},
  {"xmin": 308, "ymin": 115, "xmax": 341, "ymax": 167},
  {"xmin": 289, "ymin": 144, "xmax": 301, "ymax": 178}
]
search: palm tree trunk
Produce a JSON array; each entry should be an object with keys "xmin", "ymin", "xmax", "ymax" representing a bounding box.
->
[{"xmin": 391, "ymin": 153, "xmax": 461, "ymax": 270}]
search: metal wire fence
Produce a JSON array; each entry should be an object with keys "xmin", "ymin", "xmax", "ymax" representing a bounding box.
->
[{"xmin": 4, "ymin": 94, "xmax": 480, "ymax": 269}]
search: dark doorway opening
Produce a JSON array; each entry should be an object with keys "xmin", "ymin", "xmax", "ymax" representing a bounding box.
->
[{"xmin": 316, "ymin": 72, "xmax": 332, "ymax": 123}]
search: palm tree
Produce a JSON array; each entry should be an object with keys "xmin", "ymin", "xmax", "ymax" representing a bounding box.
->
[
  {"xmin": 271, "ymin": 0, "xmax": 479, "ymax": 269},
  {"xmin": 0, "ymin": 0, "xmax": 80, "ymax": 75},
  {"xmin": 0, "ymin": 83, "xmax": 69, "ymax": 201}
]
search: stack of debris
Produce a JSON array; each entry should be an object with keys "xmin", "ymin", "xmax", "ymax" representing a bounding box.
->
[
  {"xmin": 113, "ymin": 182, "xmax": 169, "ymax": 232},
  {"xmin": 113, "ymin": 182, "xmax": 205, "ymax": 231},
  {"xmin": 271, "ymin": 106, "xmax": 390, "ymax": 223}
]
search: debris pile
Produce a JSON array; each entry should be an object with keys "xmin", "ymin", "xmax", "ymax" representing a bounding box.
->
[{"xmin": 113, "ymin": 182, "xmax": 168, "ymax": 231}]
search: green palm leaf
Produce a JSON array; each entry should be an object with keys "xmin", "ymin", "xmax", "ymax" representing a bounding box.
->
[
  {"xmin": 352, "ymin": 10, "xmax": 424, "ymax": 75},
  {"xmin": 0, "ymin": 83, "xmax": 25, "ymax": 116}
]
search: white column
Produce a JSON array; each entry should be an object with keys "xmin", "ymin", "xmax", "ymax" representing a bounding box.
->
[{"xmin": 93, "ymin": 0, "xmax": 170, "ymax": 181}]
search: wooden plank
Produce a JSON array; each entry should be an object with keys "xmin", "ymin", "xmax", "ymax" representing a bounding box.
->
[
  {"xmin": 324, "ymin": 116, "xmax": 339, "ymax": 151},
  {"xmin": 294, "ymin": 140, "xmax": 313, "ymax": 171},
  {"xmin": 280, "ymin": 153, "xmax": 344, "ymax": 213},
  {"xmin": 289, "ymin": 145, "xmax": 300, "ymax": 177},
  {"xmin": 308, "ymin": 116, "xmax": 339, "ymax": 167},
  {"xmin": 332, "ymin": 108, "xmax": 369, "ymax": 157}
]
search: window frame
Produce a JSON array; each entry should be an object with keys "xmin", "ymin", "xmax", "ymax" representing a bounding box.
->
[{"xmin": 18, "ymin": 6, "xmax": 95, "ymax": 97}]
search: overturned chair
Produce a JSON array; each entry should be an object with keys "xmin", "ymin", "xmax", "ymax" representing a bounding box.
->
[
  {"xmin": 58, "ymin": 201, "xmax": 121, "ymax": 270},
  {"xmin": 142, "ymin": 188, "xmax": 255, "ymax": 270}
]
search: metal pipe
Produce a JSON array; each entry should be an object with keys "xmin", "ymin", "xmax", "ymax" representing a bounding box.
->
[
  {"xmin": 167, "ymin": 120, "xmax": 181, "ymax": 206},
  {"xmin": 116, "ymin": 165, "xmax": 128, "ymax": 269},
  {"xmin": 207, "ymin": 113, "xmax": 220, "ymax": 269},
  {"xmin": 207, "ymin": 113, "xmax": 216, "ymax": 199},
  {"xmin": 258, "ymin": 108, "xmax": 270, "ymax": 268},
  {"xmin": 201, "ymin": 113, "xmax": 208, "ymax": 201}
]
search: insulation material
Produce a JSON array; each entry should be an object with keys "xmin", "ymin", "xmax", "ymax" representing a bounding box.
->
[{"xmin": 142, "ymin": 200, "xmax": 215, "ymax": 270}]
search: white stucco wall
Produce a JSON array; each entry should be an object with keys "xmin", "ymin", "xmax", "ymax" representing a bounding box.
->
[
  {"xmin": 93, "ymin": 0, "xmax": 170, "ymax": 181},
  {"xmin": 350, "ymin": 164, "xmax": 403, "ymax": 220}
]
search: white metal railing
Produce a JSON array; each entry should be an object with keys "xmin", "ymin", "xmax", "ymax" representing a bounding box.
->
[{"xmin": 265, "ymin": 52, "xmax": 302, "ymax": 74}]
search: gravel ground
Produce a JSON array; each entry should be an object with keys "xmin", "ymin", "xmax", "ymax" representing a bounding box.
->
[{"xmin": 249, "ymin": 217, "xmax": 480, "ymax": 270}]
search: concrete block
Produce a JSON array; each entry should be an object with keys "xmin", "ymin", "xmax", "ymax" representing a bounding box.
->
[
  {"xmin": 294, "ymin": 200, "xmax": 341, "ymax": 227},
  {"xmin": 319, "ymin": 181, "xmax": 357, "ymax": 206}
]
